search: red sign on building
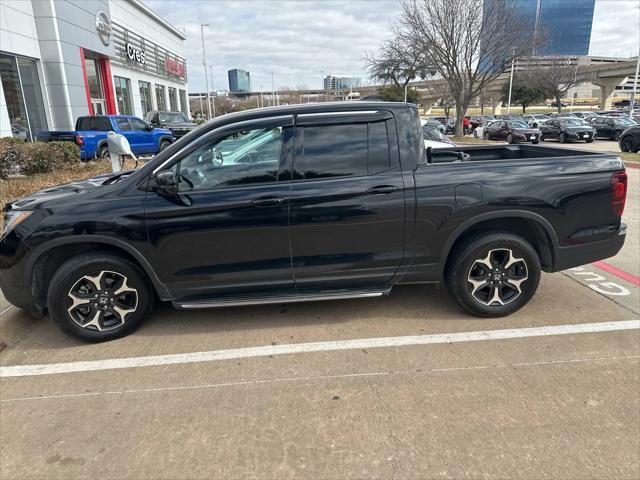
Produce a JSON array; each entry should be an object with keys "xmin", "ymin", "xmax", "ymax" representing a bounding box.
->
[{"xmin": 164, "ymin": 57, "xmax": 185, "ymax": 79}]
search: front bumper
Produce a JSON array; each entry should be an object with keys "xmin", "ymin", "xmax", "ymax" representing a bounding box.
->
[
  {"xmin": 553, "ymin": 224, "xmax": 626, "ymax": 272},
  {"xmin": 566, "ymin": 130, "xmax": 594, "ymax": 141},
  {"xmin": 0, "ymin": 270, "xmax": 35, "ymax": 312}
]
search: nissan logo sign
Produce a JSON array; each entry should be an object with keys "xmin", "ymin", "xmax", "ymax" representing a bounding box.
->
[
  {"xmin": 126, "ymin": 43, "xmax": 146, "ymax": 65},
  {"xmin": 95, "ymin": 10, "xmax": 112, "ymax": 46}
]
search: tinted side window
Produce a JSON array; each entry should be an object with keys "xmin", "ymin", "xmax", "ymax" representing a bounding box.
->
[
  {"xmin": 95, "ymin": 117, "xmax": 112, "ymax": 131},
  {"xmin": 177, "ymin": 126, "xmax": 286, "ymax": 191},
  {"xmin": 130, "ymin": 117, "xmax": 148, "ymax": 130},
  {"xmin": 368, "ymin": 121, "xmax": 391, "ymax": 173},
  {"xmin": 116, "ymin": 118, "xmax": 132, "ymax": 131},
  {"xmin": 303, "ymin": 124, "xmax": 367, "ymax": 180}
]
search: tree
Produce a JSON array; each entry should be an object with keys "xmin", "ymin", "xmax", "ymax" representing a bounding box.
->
[
  {"xmin": 533, "ymin": 58, "xmax": 580, "ymax": 113},
  {"xmin": 422, "ymin": 81, "xmax": 456, "ymax": 118},
  {"xmin": 378, "ymin": 84, "xmax": 421, "ymax": 103},
  {"xmin": 396, "ymin": 0, "xmax": 541, "ymax": 136},
  {"xmin": 500, "ymin": 77, "xmax": 546, "ymax": 113},
  {"xmin": 364, "ymin": 37, "xmax": 427, "ymax": 100}
]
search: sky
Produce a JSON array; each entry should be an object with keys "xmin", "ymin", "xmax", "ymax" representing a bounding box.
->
[{"xmin": 144, "ymin": 0, "xmax": 640, "ymax": 93}]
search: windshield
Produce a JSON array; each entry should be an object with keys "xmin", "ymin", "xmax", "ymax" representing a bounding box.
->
[
  {"xmin": 507, "ymin": 121, "xmax": 529, "ymax": 129},
  {"xmin": 422, "ymin": 126, "xmax": 454, "ymax": 144},
  {"xmin": 561, "ymin": 118, "xmax": 585, "ymax": 126},
  {"xmin": 616, "ymin": 117, "xmax": 636, "ymax": 125},
  {"xmin": 159, "ymin": 112, "xmax": 190, "ymax": 123}
]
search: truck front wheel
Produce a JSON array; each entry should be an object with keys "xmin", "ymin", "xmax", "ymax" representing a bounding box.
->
[
  {"xmin": 160, "ymin": 140, "xmax": 171, "ymax": 151},
  {"xmin": 445, "ymin": 232, "xmax": 541, "ymax": 317},
  {"xmin": 47, "ymin": 253, "xmax": 153, "ymax": 342}
]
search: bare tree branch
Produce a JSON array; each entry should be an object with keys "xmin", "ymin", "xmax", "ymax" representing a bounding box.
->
[{"xmin": 396, "ymin": 0, "xmax": 541, "ymax": 135}]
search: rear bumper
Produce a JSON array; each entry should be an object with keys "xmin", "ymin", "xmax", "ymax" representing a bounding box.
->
[{"xmin": 553, "ymin": 224, "xmax": 626, "ymax": 272}]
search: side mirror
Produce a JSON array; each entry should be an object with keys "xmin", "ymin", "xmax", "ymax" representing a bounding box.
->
[
  {"xmin": 154, "ymin": 171, "xmax": 178, "ymax": 196},
  {"xmin": 145, "ymin": 123, "xmax": 154, "ymax": 131},
  {"xmin": 107, "ymin": 132, "xmax": 136, "ymax": 172}
]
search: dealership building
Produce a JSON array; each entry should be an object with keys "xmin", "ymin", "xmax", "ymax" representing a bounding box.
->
[{"xmin": 0, "ymin": 0, "xmax": 189, "ymax": 140}]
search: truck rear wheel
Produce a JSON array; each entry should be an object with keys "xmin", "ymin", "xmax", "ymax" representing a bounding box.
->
[
  {"xmin": 445, "ymin": 232, "xmax": 541, "ymax": 317},
  {"xmin": 98, "ymin": 144, "xmax": 109, "ymax": 159},
  {"xmin": 47, "ymin": 253, "xmax": 153, "ymax": 342}
]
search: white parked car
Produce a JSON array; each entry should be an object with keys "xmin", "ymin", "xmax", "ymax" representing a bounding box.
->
[
  {"xmin": 422, "ymin": 124, "xmax": 456, "ymax": 149},
  {"xmin": 474, "ymin": 120, "xmax": 498, "ymax": 139}
]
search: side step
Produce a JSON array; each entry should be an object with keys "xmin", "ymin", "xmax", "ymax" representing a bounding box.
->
[{"xmin": 174, "ymin": 287, "xmax": 392, "ymax": 310}]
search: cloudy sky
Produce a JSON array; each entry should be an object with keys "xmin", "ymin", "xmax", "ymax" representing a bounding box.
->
[{"xmin": 144, "ymin": 0, "xmax": 639, "ymax": 92}]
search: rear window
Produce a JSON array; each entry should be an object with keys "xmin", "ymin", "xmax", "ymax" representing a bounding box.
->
[
  {"xmin": 301, "ymin": 120, "xmax": 395, "ymax": 180},
  {"xmin": 77, "ymin": 117, "xmax": 112, "ymax": 131}
]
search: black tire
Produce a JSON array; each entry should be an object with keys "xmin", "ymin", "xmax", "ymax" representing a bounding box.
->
[
  {"xmin": 160, "ymin": 140, "xmax": 171, "ymax": 151},
  {"xmin": 445, "ymin": 232, "xmax": 541, "ymax": 318},
  {"xmin": 539, "ymin": 133, "xmax": 545, "ymax": 142},
  {"xmin": 474, "ymin": 130, "xmax": 479, "ymax": 138},
  {"xmin": 559, "ymin": 132, "xmax": 567, "ymax": 143},
  {"xmin": 483, "ymin": 132, "xmax": 491, "ymax": 140},
  {"xmin": 620, "ymin": 136, "xmax": 635, "ymax": 152},
  {"xmin": 507, "ymin": 133, "xmax": 514, "ymax": 144},
  {"xmin": 531, "ymin": 140, "xmax": 539, "ymax": 144},
  {"xmin": 586, "ymin": 138, "xmax": 594, "ymax": 144},
  {"xmin": 47, "ymin": 253, "xmax": 153, "ymax": 342},
  {"xmin": 98, "ymin": 144, "xmax": 109, "ymax": 159}
]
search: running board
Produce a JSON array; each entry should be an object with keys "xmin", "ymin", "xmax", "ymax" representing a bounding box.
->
[{"xmin": 174, "ymin": 288, "xmax": 392, "ymax": 310}]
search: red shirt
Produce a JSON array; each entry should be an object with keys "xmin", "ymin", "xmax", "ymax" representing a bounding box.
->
[{"xmin": 463, "ymin": 117, "xmax": 470, "ymax": 126}]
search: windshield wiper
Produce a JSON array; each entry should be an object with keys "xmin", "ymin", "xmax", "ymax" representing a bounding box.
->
[{"xmin": 102, "ymin": 170, "xmax": 135, "ymax": 185}]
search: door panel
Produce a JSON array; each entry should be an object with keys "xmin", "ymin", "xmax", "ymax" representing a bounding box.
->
[
  {"xmin": 145, "ymin": 119, "xmax": 294, "ymax": 299},
  {"xmin": 289, "ymin": 116, "xmax": 405, "ymax": 290}
]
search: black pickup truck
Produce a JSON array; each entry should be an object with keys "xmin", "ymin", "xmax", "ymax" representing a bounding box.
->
[{"xmin": 0, "ymin": 102, "xmax": 628, "ymax": 341}]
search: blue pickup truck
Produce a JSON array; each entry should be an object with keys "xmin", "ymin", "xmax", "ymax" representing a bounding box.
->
[{"xmin": 36, "ymin": 115, "xmax": 174, "ymax": 160}]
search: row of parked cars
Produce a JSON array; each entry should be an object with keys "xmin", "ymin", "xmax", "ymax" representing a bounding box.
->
[
  {"xmin": 423, "ymin": 110, "xmax": 640, "ymax": 152},
  {"xmin": 36, "ymin": 111, "xmax": 197, "ymax": 160}
]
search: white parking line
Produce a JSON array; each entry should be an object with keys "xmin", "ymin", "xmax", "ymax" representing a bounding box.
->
[
  {"xmin": 0, "ymin": 305, "xmax": 14, "ymax": 316},
  {"xmin": 2, "ymin": 354, "xmax": 638, "ymax": 403},
  {"xmin": 1, "ymin": 319, "xmax": 638, "ymax": 378}
]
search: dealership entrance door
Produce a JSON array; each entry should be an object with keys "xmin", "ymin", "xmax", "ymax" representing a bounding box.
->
[{"xmin": 80, "ymin": 49, "xmax": 116, "ymax": 116}]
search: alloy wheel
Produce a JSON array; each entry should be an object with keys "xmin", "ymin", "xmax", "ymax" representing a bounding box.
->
[
  {"xmin": 67, "ymin": 271, "xmax": 138, "ymax": 331},
  {"xmin": 467, "ymin": 248, "xmax": 528, "ymax": 306}
]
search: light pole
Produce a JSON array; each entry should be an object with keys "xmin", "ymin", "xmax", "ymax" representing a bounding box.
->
[
  {"xmin": 321, "ymin": 70, "xmax": 324, "ymax": 101},
  {"xmin": 569, "ymin": 62, "xmax": 579, "ymax": 112},
  {"xmin": 506, "ymin": 51, "xmax": 515, "ymax": 115},
  {"xmin": 201, "ymin": 24, "xmax": 212, "ymax": 119},
  {"xmin": 271, "ymin": 71, "xmax": 275, "ymax": 107},
  {"xmin": 208, "ymin": 65, "xmax": 217, "ymax": 118},
  {"xmin": 630, "ymin": 4, "xmax": 640, "ymax": 118}
]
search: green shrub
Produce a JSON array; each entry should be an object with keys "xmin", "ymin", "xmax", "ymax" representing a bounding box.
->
[
  {"xmin": 0, "ymin": 137, "xmax": 24, "ymax": 180},
  {"xmin": 48, "ymin": 141, "xmax": 80, "ymax": 164},
  {"xmin": 0, "ymin": 138, "xmax": 80, "ymax": 178},
  {"xmin": 18, "ymin": 143, "xmax": 53, "ymax": 175}
]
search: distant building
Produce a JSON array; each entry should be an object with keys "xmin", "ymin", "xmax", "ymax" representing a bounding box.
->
[
  {"xmin": 324, "ymin": 75, "xmax": 361, "ymax": 90},
  {"xmin": 493, "ymin": 0, "xmax": 596, "ymax": 56},
  {"xmin": 228, "ymin": 69, "xmax": 251, "ymax": 93}
]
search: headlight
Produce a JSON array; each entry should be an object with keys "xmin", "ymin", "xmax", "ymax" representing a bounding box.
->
[{"xmin": 1, "ymin": 210, "xmax": 32, "ymax": 236}]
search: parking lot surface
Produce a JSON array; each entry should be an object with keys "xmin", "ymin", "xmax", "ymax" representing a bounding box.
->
[{"xmin": 1, "ymin": 157, "xmax": 638, "ymax": 479}]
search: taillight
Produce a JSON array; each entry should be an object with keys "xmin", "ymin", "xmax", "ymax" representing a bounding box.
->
[
  {"xmin": 611, "ymin": 171, "xmax": 627, "ymax": 217},
  {"xmin": 75, "ymin": 135, "xmax": 84, "ymax": 146}
]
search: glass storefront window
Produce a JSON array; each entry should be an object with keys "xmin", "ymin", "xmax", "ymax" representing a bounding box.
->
[
  {"xmin": 155, "ymin": 84, "xmax": 166, "ymax": 110},
  {"xmin": 17, "ymin": 58, "xmax": 47, "ymax": 138},
  {"xmin": 0, "ymin": 53, "xmax": 47, "ymax": 141},
  {"xmin": 114, "ymin": 76, "xmax": 132, "ymax": 115},
  {"xmin": 168, "ymin": 87, "xmax": 177, "ymax": 111},
  {"xmin": 85, "ymin": 58, "xmax": 103, "ymax": 100},
  {"xmin": 179, "ymin": 89, "xmax": 187, "ymax": 114},
  {"xmin": 139, "ymin": 81, "xmax": 153, "ymax": 116}
]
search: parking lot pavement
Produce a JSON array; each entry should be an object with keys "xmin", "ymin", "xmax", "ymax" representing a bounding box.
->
[{"xmin": 1, "ymin": 151, "xmax": 639, "ymax": 479}]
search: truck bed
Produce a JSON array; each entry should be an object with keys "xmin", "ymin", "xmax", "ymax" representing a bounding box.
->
[{"xmin": 427, "ymin": 144, "xmax": 610, "ymax": 163}]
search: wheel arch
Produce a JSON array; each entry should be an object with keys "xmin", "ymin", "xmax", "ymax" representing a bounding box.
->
[
  {"xmin": 27, "ymin": 236, "xmax": 171, "ymax": 313},
  {"xmin": 440, "ymin": 211, "xmax": 559, "ymax": 278}
]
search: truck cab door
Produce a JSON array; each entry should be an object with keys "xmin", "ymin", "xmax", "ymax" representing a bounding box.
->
[
  {"xmin": 113, "ymin": 117, "xmax": 141, "ymax": 154},
  {"xmin": 144, "ymin": 116, "xmax": 295, "ymax": 300},
  {"xmin": 129, "ymin": 117, "xmax": 155, "ymax": 153},
  {"xmin": 288, "ymin": 111, "xmax": 405, "ymax": 290}
]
